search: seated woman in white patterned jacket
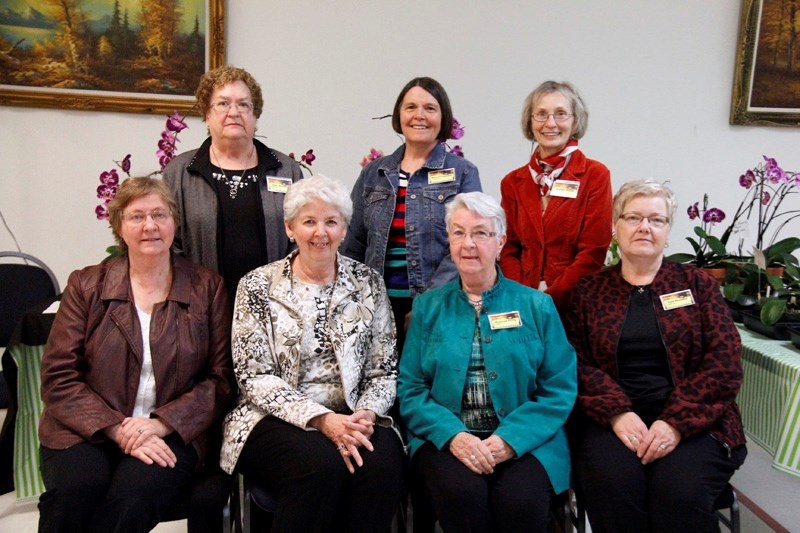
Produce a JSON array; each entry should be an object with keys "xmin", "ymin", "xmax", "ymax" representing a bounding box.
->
[{"xmin": 220, "ymin": 175, "xmax": 405, "ymax": 531}]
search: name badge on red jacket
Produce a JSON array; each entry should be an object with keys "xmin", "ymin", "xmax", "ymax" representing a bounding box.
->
[
  {"xmin": 660, "ymin": 289, "xmax": 695, "ymax": 310},
  {"xmin": 549, "ymin": 180, "xmax": 579, "ymax": 198}
]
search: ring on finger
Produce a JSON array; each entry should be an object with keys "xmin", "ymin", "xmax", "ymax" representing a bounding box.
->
[
  {"xmin": 469, "ymin": 454, "xmax": 477, "ymax": 461},
  {"xmin": 338, "ymin": 444, "xmax": 346, "ymax": 450},
  {"xmin": 138, "ymin": 428, "xmax": 144, "ymax": 434},
  {"xmin": 659, "ymin": 443, "xmax": 667, "ymax": 450}
]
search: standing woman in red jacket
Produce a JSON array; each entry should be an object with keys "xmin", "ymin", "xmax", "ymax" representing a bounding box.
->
[{"xmin": 499, "ymin": 81, "xmax": 612, "ymax": 312}]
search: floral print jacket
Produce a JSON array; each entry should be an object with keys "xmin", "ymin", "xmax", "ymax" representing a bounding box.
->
[{"xmin": 220, "ymin": 252, "xmax": 398, "ymax": 473}]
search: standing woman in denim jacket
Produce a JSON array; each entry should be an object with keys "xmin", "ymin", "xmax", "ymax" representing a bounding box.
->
[{"xmin": 342, "ymin": 77, "xmax": 481, "ymax": 355}]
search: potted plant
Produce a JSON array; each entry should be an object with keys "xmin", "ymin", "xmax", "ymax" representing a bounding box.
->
[{"xmin": 668, "ymin": 194, "xmax": 736, "ymax": 280}]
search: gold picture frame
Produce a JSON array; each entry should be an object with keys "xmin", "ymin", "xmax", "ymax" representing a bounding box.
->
[
  {"xmin": 0, "ymin": 0, "xmax": 224, "ymax": 116},
  {"xmin": 731, "ymin": 0, "xmax": 800, "ymax": 126}
]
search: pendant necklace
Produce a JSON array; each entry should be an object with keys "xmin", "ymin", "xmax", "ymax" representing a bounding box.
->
[
  {"xmin": 466, "ymin": 292, "xmax": 483, "ymax": 311},
  {"xmin": 211, "ymin": 144, "xmax": 257, "ymax": 199}
]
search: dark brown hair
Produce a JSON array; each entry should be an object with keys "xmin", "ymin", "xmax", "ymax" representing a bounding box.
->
[{"xmin": 392, "ymin": 77, "xmax": 453, "ymax": 143}]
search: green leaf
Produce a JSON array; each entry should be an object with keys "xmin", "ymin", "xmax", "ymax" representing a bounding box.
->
[
  {"xmin": 760, "ymin": 299, "xmax": 787, "ymax": 326},
  {"xmin": 705, "ymin": 234, "xmax": 728, "ymax": 257},
  {"xmin": 763, "ymin": 237, "xmax": 800, "ymax": 262},
  {"xmin": 686, "ymin": 236, "xmax": 702, "ymax": 254},
  {"xmin": 723, "ymin": 283, "xmax": 744, "ymax": 302},
  {"xmin": 666, "ymin": 252, "xmax": 696, "ymax": 263},
  {"xmin": 766, "ymin": 273, "xmax": 784, "ymax": 291}
]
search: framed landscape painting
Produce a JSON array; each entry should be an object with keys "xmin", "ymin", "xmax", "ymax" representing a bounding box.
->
[
  {"xmin": 0, "ymin": 0, "xmax": 224, "ymax": 115},
  {"xmin": 731, "ymin": 0, "xmax": 800, "ymax": 126}
]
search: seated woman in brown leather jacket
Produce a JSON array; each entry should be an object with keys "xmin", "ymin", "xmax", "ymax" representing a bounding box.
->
[{"xmin": 37, "ymin": 176, "xmax": 235, "ymax": 533}]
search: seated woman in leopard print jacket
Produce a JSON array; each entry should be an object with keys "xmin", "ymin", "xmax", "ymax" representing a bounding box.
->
[
  {"xmin": 220, "ymin": 175, "xmax": 404, "ymax": 531},
  {"xmin": 565, "ymin": 179, "xmax": 746, "ymax": 533}
]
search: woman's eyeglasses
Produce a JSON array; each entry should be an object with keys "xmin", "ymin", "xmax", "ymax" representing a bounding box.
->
[
  {"xmin": 531, "ymin": 111, "xmax": 573, "ymax": 123},
  {"xmin": 449, "ymin": 229, "xmax": 497, "ymax": 243},
  {"xmin": 122, "ymin": 210, "xmax": 172, "ymax": 225},
  {"xmin": 618, "ymin": 214, "xmax": 670, "ymax": 229},
  {"xmin": 211, "ymin": 101, "xmax": 254, "ymax": 114}
]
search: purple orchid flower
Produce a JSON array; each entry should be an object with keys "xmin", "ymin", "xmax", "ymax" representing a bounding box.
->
[
  {"xmin": 360, "ymin": 148, "xmax": 384, "ymax": 167},
  {"xmin": 739, "ymin": 170, "xmax": 755, "ymax": 189},
  {"xmin": 166, "ymin": 111, "xmax": 188, "ymax": 133},
  {"xmin": 100, "ymin": 169, "xmax": 120, "ymax": 186},
  {"xmin": 448, "ymin": 145, "xmax": 464, "ymax": 157},
  {"xmin": 761, "ymin": 190, "xmax": 771, "ymax": 205},
  {"xmin": 450, "ymin": 118, "xmax": 465, "ymax": 140},
  {"xmin": 301, "ymin": 149, "xmax": 315, "ymax": 165},
  {"xmin": 687, "ymin": 202, "xmax": 700, "ymax": 220},
  {"xmin": 702, "ymin": 208, "xmax": 726, "ymax": 224},
  {"xmin": 763, "ymin": 156, "xmax": 787, "ymax": 184},
  {"xmin": 95, "ymin": 204, "xmax": 110, "ymax": 220},
  {"xmin": 120, "ymin": 154, "xmax": 131, "ymax": 175}
]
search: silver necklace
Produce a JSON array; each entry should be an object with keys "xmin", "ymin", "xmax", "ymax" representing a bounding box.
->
[
  {"xmin": 211, "ymin": 144, "xmax": 257, "ymax": 199},
  {"xmin": 466, "ymin": 294, "xmax": 483, "ymax": 310}
]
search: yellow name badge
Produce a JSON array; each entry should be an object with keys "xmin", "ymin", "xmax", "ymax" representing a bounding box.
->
[
  {"xmin": 428, "ymin": 168, "xmax": 456, "ymax": 184},
  {"xmin": 267, "ymin": 176, "xmax": 292, "ymax": 193},
  {"xmin": 659, "ymin": 289, "xmax": 696, "ymax": 311},
  {"xmin": 488, "ymin": 311, "xmax": 523, "ymax": 330},
  {"xmin": 549, "ymin": 180, "xmax": 580, "ymax": 198}
]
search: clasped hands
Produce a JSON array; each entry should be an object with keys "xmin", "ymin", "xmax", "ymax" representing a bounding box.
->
[
  {"xmin": 611, "ymin": 412, "xmax": 681, "ymax": 465},
  {"xmin": 310, "ymin": 410, "xmax": 377, "ymax": 474},
  {"xmin": 449, "ymin": 432, "xmax": 515, "ymax": 475},
  {"xmin": 104, "ymin": 416, "xmax": 176, "ymax": 468}
]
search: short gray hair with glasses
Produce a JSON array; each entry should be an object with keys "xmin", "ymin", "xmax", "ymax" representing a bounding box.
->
[
  {"xmin": 445, "ymin": 192, "xmax": 507, "ymax": 240},
  {"xmin": 612, "ymin": 179, "xmax": 677, "ymax": 222}
]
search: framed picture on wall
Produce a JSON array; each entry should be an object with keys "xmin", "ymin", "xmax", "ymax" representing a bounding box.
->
[
  {"xmin": 0, "ymin": 0, "xmax": 224, "ymax": 116},
  {"xmin": 731, "ymin": 0, "xmax": 800, "ymax": 126}
]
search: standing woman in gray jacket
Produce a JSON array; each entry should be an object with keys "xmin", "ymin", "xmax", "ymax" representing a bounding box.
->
[{"xmin": 163, "ymin": 66, "xmax": 303, "ymax": 299}]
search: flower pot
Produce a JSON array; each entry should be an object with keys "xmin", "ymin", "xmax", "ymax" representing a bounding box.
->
[
  {"xmin": 702, "ymin": 267, "xmax": 727, "ymax": 284},
  {"xmin": 766, "ymin": 265, "xmax": 785, "ymax": 277}
]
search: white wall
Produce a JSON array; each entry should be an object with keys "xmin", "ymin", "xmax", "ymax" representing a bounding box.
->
[{"xmin": 1, "ymin": 0, "xmax": 798, "ymax": 288}]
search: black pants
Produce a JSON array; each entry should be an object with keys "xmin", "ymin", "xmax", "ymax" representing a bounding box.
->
[
  {"xmin": 415, "ymin": 441, "xmax": 554, "ymax": 532},
  {"xmin": 237, "ymin": 416, "xmax": 405, "ymax": 533},
  {"xmin": 389, "ymin": 296, "xmax": 413, "ymax": 358},
  {"xmin": 573, "ymin": 421, "xmax": 746, "ymax": 533},
  {"xmin": 38, "ymin": 435, "xmax": 198, "ymax": 533}
]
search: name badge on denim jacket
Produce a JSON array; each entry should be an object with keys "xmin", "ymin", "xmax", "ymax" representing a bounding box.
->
[{"xmin": 428, "ymin": 168, "xmax": 456, "ymax": 184}]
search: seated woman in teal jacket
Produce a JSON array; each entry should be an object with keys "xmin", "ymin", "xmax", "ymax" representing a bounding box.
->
[{"xmin": 398, "ymin": 191, "xmax": 577, "ymax": 532}]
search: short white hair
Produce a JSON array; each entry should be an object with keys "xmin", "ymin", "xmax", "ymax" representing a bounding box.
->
[
  {"xmin": 284, "ymin": 175, "xmax": 353, "ymax": 225},
  {"xmin": 445, "ymin": 192, "xmax": 507, "ymax": 239}
]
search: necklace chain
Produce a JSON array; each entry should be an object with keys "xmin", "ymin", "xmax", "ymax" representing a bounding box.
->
[
  {"xmin": 466, "ymin": 293, "xmax": 483, "ymax": 310},
  {"xmin": 211, "ymin": 144, "xmax": 257, "ymax": 199}
]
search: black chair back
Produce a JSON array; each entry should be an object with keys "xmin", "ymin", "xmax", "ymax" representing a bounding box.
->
[{"xmin": 0, "ymin": 252, "xmax": 60, "ymax": 348}]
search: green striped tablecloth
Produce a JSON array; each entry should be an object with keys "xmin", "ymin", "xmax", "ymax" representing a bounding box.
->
[
  {"xmin": 9, "ymin": 342, "xmax": 46, "ymax": 503},
  {"xmin": 736, "ymin": 325, "xmax": 800, "ymax": 477}
]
